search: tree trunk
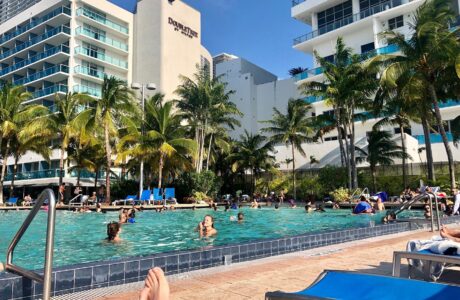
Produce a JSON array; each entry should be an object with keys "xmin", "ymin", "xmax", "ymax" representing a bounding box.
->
[
  {"xmin": 335, "ymin": 107, "xmax": 346, "ymax": 167},
  {"xmin": 206, "ymin": 133, "xmax": 213, "ymax": 171},
  {"xmin": 429, "ymin": 85, "xmax": 456, "ymax": 189},
  {"xmin": 400, "ymin": 124, "xmax": 407, "ymax": 189},
  {"xmin": 59, "ymin": 142, "xmax": 65, "ymax": 186},
  {"xmin": 9, "ymin": 154, "xmax": 18, "ymax": 198},
  {"xmin": 104, "ymin": 125, "xmax": 112, "ymax": 204},
  {"xmin": 371, "ymin": 167, "xmax": 377, "ymax": 193},
  {"xmin": 343, "ymin": 124, "xmax": 352, "ymax": 190},
  {"xmin": 198, "ymin": 119, "xmax": 208, "ymax": 173},
  {"xmin": 94, "ymin": 168, "xmax": 98, "ymax": 190},
  {"xmin": 350, "ymin": 117, "xmax": 358, "ymax": 189},
  {"xmin": 0, "ymin": 140, "xmax": 11, "ymax": 204},
  {"xmin": 194, "ymin": 126, "xmax": 199, "ymax": 172},
  {"xmin": 421, "ymin": 116, "xmax": 435, "ymax": 182},
  {"xmin": 291, "ymin": 142, "xmax": 296, "ymax": 200},
  {"xmin": 158, "ymin": 152, "xmax": 164, "ymax": 189}
]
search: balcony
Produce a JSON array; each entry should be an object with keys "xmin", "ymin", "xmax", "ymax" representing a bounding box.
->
[
  {"xmin": 294, "ymin": 44, "xmax": 399, "ymax": 81},
  {"xmin": 414, "ymin": 133, "xmax": 454, "ymax": 144},
  {"xmin": 75, "ymin": 26, "xmax": 128, "ymax": 52},
  {"xmin": 30, "ymin": 84, "xmax": 68, "ymax": 100},
  {"xmin": 5, "ymin": 169, "xmax": 61, "ymax": 181},
  {"xmin": 294, "ymin": 0, "xmax": 402, "ymax": 45},
  {"xmin": 438, "ymin": 99, "xmax": 460, "ymax": 109},
  {"xmin": 0, "ymin": 6, "xmax": 71, "ymax": 47},
  {"xmin": 0, "ymin": 44, "xmax": 70, "ymax": 79},
  {"xmin": 13, "ymin": 64, "xmax": 69, "ymax": 86},
  {"xmin": 292, "ymin": 0, "xmax": 307, "ymax": 6},
  {"xmin": 74, "ymin": 65, "xmax": 106, "ymax": 80},
  {"xmin": 74, "ymin": 46, "xmax": 128, "ymax": 70},
  {"xmin": 0, "ymin": 25, "xmax": 71, "ymax": 61},
  {"xmin": 304, "ymin": 96, "xmax": 324, "ymax": 104},
  {"xmin": 76, "ymin": 7, "xmax": 129, "ymax": 36},
  {"xmin": 73, "ymin": 84, "xmax": 102, "ymax": 98}
]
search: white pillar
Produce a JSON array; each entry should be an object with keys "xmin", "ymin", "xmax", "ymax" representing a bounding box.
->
[
  {"xmin": 352, "ymin": 0, "xmax": 360, "ymax": 15},
  {"xmin": 311, "ymin": 13, "xmax": 318, "ymax": 31},
  {"xmin": 372, "ymin": 17, "xmax": 384, "ymax": 48}
]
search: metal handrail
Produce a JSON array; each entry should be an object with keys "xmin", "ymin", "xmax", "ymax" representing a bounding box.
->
[
  {"xmin": 426, "ymin": 192, "xmax": 441, "ymax": 232},
  {"xmin": 5, "ymin": 188, "xmax": 56, "ymax": 300},
  {"xmin": 68, "ymin": 194, "xmax": 83, "ymax": 208}
]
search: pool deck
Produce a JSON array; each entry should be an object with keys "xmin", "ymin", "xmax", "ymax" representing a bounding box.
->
[{"xmin": 90, "ymin": 227, "xmax": 460, "ymax": 300}]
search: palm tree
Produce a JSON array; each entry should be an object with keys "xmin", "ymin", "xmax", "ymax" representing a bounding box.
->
[
  {"xmin": 288, "ymin": 67, "xmax": 307, "ymax": 77},
  {"xmin": 50, "ymin": 92, "xmax": 93, "ymax": 187},
  {"xmin": 357, "ymin": 129, "xmax": 410, "ymax": 192},
  {"xmin": 375, "ymin": 0, "xmax": 460, "ymax": 189},
  {"xmin": 88, "ymin": 76, "xmax": 138, "ymax": 204},
  {"xmin": 262, "ymin": 99, "xmax": 314, "ymax": 199},
  {"xmin": 227, "ymin": 130, "xmax": 275, "ymax": 192},
  {"xmin": 175, "ymin": 65, "xmax": 240, "ymax": 173}
]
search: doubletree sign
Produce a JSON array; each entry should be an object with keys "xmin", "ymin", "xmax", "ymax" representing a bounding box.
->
[{"xmin": 168, "ymin": 17, "xmax": 198, "ymax": 39}]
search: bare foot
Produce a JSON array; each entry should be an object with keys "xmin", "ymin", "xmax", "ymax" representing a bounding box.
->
[{"xmin": 139, "ymin": 267, "xmax": 170, "ymax": 300}]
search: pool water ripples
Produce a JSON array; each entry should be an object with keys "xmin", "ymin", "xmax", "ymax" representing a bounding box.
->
[{"xmin": 0, "ymin": 207, "xmax": 422, "ymax": 270}]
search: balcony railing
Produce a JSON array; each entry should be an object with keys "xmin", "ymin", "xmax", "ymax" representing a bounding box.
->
[
  {"xmin": 304, "ymin": 96, "xmax": 324, "ymax": 104},
  {"xmin": 75, "ymin": 26, "xmax": 128, "ymax": 52},
  {"xmin": 13, "ymin": 64, "xmax": 69, "ymax": 86},
  {"xmin": 74, "ymin": 46, "xmax": 128, "ymax": 69},
  {"xmin": 0, "ymin": 6, "xmax": 71, "ymax": 46},
  {"xmin": 0, "ymin": 25, "xmax": 71, "ymax": 60},
  {"xmin": 0, "ymin": 44, "xmax": 69, "ymax": 78},
  {"xmin": 294, "ymin": 44, "xmax": 399, "ymax": 81},
  {"xmin": 70, "ymin": 170, "xmax": 106, "ymax": 179},
  {"xmin": 73, "ymin": 84, "xmax": 102, "ymax": 98},
  {"xmin": 5, "ymin": 169, "xmax": 61, "ymax": 181},
  {"xmin": 414, "ymin": 133, "xmax": 453, "ymax": 144},
  {"xmin": 76, "ymin": 7, "xmax": 129, "ymax": 35},
  {"xmin": 74, "ymin": 65, "xmax": 106, "ymax": 79},
  {"xmin": 438, "ymin": 99, "xmax": 460, "ymax": 108},
  {"xmin": 294, "ymin": 0, "xmax": 402, "ymax": 45},
  {"xmin": 292, "ymin": 0, "xmax": 307, "ymax": 7},
  {"xmin": 31, "ymin": 84, "xmax": 68, "ymax": 99}
]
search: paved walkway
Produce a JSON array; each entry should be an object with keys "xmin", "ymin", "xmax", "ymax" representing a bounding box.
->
[{"xmin": 94, "ymin": 228, "xmax": 457, "ymax": 300}]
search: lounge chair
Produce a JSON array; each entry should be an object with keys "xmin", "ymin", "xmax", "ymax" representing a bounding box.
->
[
  {"xmin": 6, "ymin": 197, "xmax": 18, "ymax": 206},
  {"xmin": 393, "ymin": 250, "xmax": 460, "ymax": 281},
  {"xmin": 164, "ymin": 188, "xmax": 177, "ymax": 204},
  {"xmin": 139, "ymin": 190, "xmax": 151, "ymax": 204},
  {"xmin": 153, "ymin": 188, "xmax": 163, "ymax": 205},
  {"xmin": 112, "ymin": 195, "xmax": 137, "ymax": 206},
  {"xmin": 265, "ymin": 270, "xmax": 460, "ymax": 300}
]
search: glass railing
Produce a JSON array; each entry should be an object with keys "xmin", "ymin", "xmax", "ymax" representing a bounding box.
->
[
  {"xmin": 304, "ymin": 96, "xmax": 324, "ymax": 104},
  {"xmin": 0, "ymin": 6, "xmax": 71, "ymax": 46},
  {"xmin": 74, "ymin": 46, "xmax": 128, "ymax": 69},
  {"xmin": 76, "ymin": 7, "xmax": 129, "ymax": 35},
  {"xmin": 294, "ymin": 0, "xmax": 402, "ymax": 45},
  {"xmin": 13, "ymin": 64, "xmax": 69, "ymax": 85},
  {"xmin": 292, "ymin": 0, "xmax": 307, "ymax": 7},
  {"xmin": 75, "ymin": 26, "xmax": 128, "ymax": 51},
  {"xmin": 31, "ymin": 84, "xmax": 68, "ymax": 99},
  {"xmin": 73, "ymin": 84, "xmax": 102, "ymax": 98},
  {"xmin": 294, "ymin": 44, "xmax": 399, "ymax": 81},
  {"xmin": 0, "ymin": 44, "xmax": 69, "ymax": 78},
  {"xmin": 0, "ymin": 25, "xmax": 71, "ymax": 60},
  {"xmin": 70, "ymin": 169, "xmax": 105, "ymax": 179},
  {"xmin": 414, "ymin": 133, "xmax": 453, "ymax": 144},
  {"xmin": 438, "ymin": 99, "xmax": 460, "ymax": 108},
  {"xmin": 5, "ymin": 169, "xmax": 61, "ymax": 181},
  {"xmin": 74, "ymin": 65, "xmax": 106, "ymax": 79}
]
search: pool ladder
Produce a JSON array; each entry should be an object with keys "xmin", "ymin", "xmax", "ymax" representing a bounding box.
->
[{"xmin": 5, "ymin": 188, "xmax": 57, "ymax": 300}]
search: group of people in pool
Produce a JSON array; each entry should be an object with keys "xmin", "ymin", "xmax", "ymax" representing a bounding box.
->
[{"xmin": 352, "ymin": 196, "xmax": 385, "ymax": 214}]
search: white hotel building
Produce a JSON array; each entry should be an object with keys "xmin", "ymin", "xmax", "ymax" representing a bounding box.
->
[
  {"xmin": 216, "ymin": 0, "xmax": 460, "ymax": 171},
  {"xmin": 0, "ymin": 0, "xmax": 211, "ymax": 188}
]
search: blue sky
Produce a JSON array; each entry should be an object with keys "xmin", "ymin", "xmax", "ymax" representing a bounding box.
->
[{"xmin": 108, "ymin": 0, "xmax": 312, "ymax": 79}]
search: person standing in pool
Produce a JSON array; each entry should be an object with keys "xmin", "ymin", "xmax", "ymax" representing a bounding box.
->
[
  {"xmin": 196, "ymin": 215, "xmax": 217, "ymax": 237},
  {"xmin": 107, "ymin": 222, "xmax": 122, "ymax": 242}
]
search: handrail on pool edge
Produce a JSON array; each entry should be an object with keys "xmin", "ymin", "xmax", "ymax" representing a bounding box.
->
[{"xmin": 5, "ymin": 188, "xmax": 56, "ymax": 300}]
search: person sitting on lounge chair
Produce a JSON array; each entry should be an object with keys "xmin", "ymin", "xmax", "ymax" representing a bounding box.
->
[
  {"xmin": 440, "ymin": 226, "xmax": 460, "ymax": 242},
  {"xmin": 22, "ymin": 194, "xmax": 33, "ymax": 206}
]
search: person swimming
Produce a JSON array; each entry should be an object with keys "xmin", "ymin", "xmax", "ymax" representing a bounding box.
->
[
  {"xmin": 237, "ymin": 212, "xmax": 244, "ymax": 223},
  {"xmin": 107, "ymin": 222, "xmax": 122, "ymax": 242},
  {"xmin": 196, "ymin": 215, "xmax": 217, "ymax": 237}
]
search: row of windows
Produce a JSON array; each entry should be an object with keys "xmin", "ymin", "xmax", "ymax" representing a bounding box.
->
[{"xmin": 318, "ymin": 0, "xmax": 352, "ymax": 28}]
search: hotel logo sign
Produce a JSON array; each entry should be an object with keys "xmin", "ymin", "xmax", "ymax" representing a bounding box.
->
[{"xmin": 168, "ymin": 17, "xmax": 198, "ymax": 39}]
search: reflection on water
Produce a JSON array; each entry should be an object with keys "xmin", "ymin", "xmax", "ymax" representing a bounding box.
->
[{"xmin": 0, "ymin": 207, "xmax": 422, "ymax": 270}]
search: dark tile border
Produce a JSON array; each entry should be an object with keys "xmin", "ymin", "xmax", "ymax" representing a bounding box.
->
[{"xmin": 2, "ymin": 216, "xmax": 460, "ymax": 300}]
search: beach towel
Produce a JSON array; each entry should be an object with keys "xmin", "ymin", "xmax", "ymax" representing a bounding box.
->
[
  {"xmin": 353, "ymin": 202, "xmax": 371, "ymax": 214},
  {"xmin": 407, "ymin": 236, "xmax": 460, "ymax": 280}
]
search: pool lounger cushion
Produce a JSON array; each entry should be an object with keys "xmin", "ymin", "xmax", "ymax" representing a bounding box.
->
[{"xmin": 265, "ymin": 270, "xmax": 460, "ymax": 300}]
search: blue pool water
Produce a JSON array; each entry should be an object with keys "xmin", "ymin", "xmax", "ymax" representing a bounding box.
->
[{"xmin": 0, "ymin": 208, "xmax": 422, "ymax": 270}]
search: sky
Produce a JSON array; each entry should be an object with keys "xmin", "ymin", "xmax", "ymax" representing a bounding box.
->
[{"xmin": 108, "ymin": 0, "xmax": 313, "ymax": 79}]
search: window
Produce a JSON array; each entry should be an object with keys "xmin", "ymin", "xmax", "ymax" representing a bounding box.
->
[
  {"xmin": 388, "ymin": 15, "xmax": 404, "ymax": 30},
  {"xmin": 323, "ymin": 54, "xmax": 334, "ymax": 63},
  {"xmin": 323, "ymin": 109, "xmax": 334, "ymax": 116},
  {"xmin": 359, "ymin": 0, "xmax": 388, "ymax": 12},
  {"xmin": 317, "ymin": 0, "xmax": 352, "ymax": 28},
  {"xmin": 394, "ymin": 127, "xmax": 412, "ymax": 135},
  {"xmin": 361, "ymin": 42, "xmax": 375, "ymax": 53}
]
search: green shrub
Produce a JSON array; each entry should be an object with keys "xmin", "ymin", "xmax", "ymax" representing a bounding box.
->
[
  {"xmin": 175, "ymin": 170, "xmax": 222, "ymax": 201},
  {"xmin": 111, "ymin": 180, "xmax": 138, "ymax": 200},
  {"xmin": 329, "ymin": 187, "xmax": 350, "ymax": 202}
]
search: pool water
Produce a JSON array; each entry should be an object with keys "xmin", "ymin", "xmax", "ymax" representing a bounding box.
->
[{"xmin": 0, "ymin": 208, "xmax": 422, "ymax": 270}]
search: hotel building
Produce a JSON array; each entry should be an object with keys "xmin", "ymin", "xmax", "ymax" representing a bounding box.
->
[{"xmin": 0, "ymin": 0, "xmax": 211, "ymax": 188}]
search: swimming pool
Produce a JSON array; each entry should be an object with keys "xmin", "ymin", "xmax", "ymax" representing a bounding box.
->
[{"xmin": 0, "ymin": 208, "xmax": 422, "ymax": 270}]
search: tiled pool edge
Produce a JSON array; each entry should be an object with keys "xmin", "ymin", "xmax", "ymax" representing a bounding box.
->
[{"xmin": 1, "ymin": 218, "xmax": 460, "ymax": 300}]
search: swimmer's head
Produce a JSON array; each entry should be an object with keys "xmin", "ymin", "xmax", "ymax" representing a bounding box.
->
[
  {"xmin": 237, "ymin": 212, "xmax": 244, "ymax": 220},
  {"xmin": 203, "ymin": 215, "xmax": 214, "ymax": 228},
  {"xmin": 107, "ymin": 222, "xmax": 121, "ymax": 241}
]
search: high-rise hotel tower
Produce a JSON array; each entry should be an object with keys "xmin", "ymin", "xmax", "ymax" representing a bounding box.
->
[{"xmin": 0, "ymin": 0, "xmax": 211, "ymax": 187}]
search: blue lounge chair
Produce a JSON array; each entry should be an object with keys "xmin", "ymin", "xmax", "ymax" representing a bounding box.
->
[
  {"xmin": 265, "ymin": 270, "xmax": 460, "ymax": 300},
  {"xmin": 153, "ymin": 188, "xmax": 163, "ymax": 205},
  {"xmin": 6, "ymin": 197, "xmax": 18, "ymax": 206},
  {"xmin": 164, "ymin": 187, "xmax": 176, "ymax": 204},
  {"xmin": 139, "ymin": 190, "xmax": 151, "ymax": 204},
  {"xmin": 113, "ymin": 195, "xmax": 137, "ymax": 206}
]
